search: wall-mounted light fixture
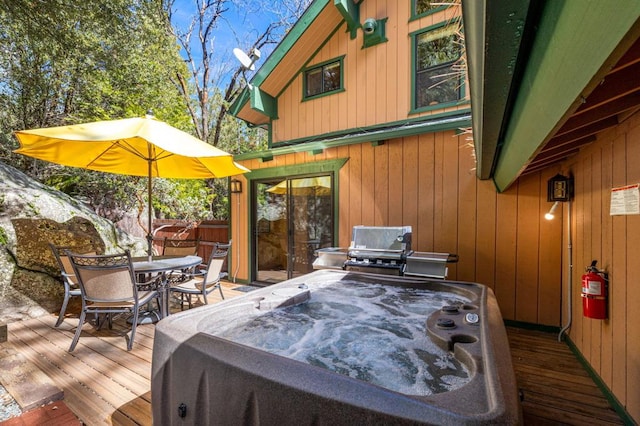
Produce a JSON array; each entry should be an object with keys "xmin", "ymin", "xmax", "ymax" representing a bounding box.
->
[
  {"xmin": 547, "ymin": 174, "xmax": 573, "ymax": 202},
  {"xmin": 230, "ymin": 179, "xmax": 242, "ymax": 194},
  {"xmin": 545, "ymin": 201, "xmax": 560, "ymax": 220},
  {"xmin": 544, "ymin": 174, "xmax": 573, "ymax": 220},
  {"xmin": 362, "ymin": 17, "xmax": 388, "ymax": 48}
]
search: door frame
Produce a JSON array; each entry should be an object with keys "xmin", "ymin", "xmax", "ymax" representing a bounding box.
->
[{"xmin": 245, "ymin": 158, "xmax": 347, "ymax": 283}]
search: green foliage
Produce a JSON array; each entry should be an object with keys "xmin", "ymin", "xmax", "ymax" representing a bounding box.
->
[
  {"xmin": 0, "ymin": 0, "xmax": 209, "ymax": 221},
  {"xmin": 0, "ymin": 0, "xmax": 305, "ymax": 224},
  {"xmin": 152, "ymin": 178, "xmax": 217, "ymax": 221}
]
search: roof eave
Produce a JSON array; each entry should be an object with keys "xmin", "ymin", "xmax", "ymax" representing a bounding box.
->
[
  {"xmin": 464, "ymin": 0, "xmax": 640, "ymax": 192},
  {"xmin": 461, "ymin": 0, "xmax": 536, "ymax": 181},
  {"xmin": 229, "ymin": 0, "xmax": 331, "ymax": 121}
]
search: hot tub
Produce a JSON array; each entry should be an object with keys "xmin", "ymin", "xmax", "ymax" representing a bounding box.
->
[{"xmin": 152, "ymin": 270, "xmax": 521, "ymax": 425}]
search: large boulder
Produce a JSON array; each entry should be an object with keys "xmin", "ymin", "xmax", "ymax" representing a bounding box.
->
[{"xmin": 0, "ymin": 162, "xmax": 146, "ymax": 323}]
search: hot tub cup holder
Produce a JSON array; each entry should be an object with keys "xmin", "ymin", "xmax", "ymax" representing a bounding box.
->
[
  {"xmin": 427, "ymin": 304, "xmax": 482, "ymax": 359},
  {"xmin": 441, "ymin": 305, "xmax": 460, "ymax": 314}
]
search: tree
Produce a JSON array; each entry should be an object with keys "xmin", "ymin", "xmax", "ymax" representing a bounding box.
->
[
  {"xmin": 159, "ymin": 0, "xmax": 311, "ymax": 219},
  {"xmin": 162, "ymin": 0, "xmax": 312, "ymax": 151},
  {"xmin": 0, "ymin": 0, "xmax": 313, "ymax": 225},
  {"xmin": 0, "ymin": 0, "xmax": 199, "ymax": 226}
]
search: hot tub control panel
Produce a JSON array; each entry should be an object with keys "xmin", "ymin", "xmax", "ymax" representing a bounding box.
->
[{"xmin": 426, "ymin": 303, "xmax": 482, "ymax": 356}]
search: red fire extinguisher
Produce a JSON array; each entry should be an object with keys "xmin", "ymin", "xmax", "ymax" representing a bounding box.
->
[{"xmin": 581, "ymin": 260, "xmax": 608, "ymax": 320}]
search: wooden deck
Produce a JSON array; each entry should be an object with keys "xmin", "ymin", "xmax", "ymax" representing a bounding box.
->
[{"xmin": 2, "ymin": 284, "xmax": 625, "ymax": 425}]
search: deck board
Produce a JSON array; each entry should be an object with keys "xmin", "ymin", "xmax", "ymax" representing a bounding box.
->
[
  {"xmin": 507, "ymin": 327, "xmax": 624, "ymax": 425},
  {"xmin": 2, "ymin": 285, "xmax": 625, "ymax": 425}
]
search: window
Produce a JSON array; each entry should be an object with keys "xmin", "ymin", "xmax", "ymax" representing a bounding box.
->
[
  {"xmin": 412, "ymin": 0, "xmax": 448, "ymax": 18},
  {"xmin": 415, "ymin": 0, "xmax": 438, "ymax": 15},
  {"xmin": 304, "ymin": 58, "xmax": 343, "ymax": 99},
  {"xmin": 414, "ymin": 23, "xmax": 462, "ymax": 110}
]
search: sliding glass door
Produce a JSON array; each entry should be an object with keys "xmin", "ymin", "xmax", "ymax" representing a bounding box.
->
[{"xmin": 253, "ymin": 175, "xmax": 334, "ymax": 283}]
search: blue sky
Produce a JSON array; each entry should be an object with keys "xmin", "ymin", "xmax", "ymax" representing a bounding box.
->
[{"xmin": 169, "ymin": 0, "xmax": 298, "ymax": 85}]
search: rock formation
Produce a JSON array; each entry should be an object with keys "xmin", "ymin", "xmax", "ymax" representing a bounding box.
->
[{"xmin": 0, "ymin": 162, "xmax": 145, "ymax": 324}]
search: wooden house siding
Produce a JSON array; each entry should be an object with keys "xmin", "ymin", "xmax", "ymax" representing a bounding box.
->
[
  {"xmin": 231, "ymin": 131, "xmax": 563, "ymax": 327},
  {"xmin": 271, "ymin": 2, "xmax": 467, "ymax": 144},
  {"xmin": 563, "ymin": 110, "xmax": 640, "ymax": 420}
]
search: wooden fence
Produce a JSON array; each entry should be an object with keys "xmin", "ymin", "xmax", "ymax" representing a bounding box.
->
[{"xmin": 152, "ymin": 219, "xmax": 229, "ymax": 262}]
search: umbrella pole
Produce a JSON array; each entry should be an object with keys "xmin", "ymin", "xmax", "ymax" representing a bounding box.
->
[{"xmin": 147, "ymin": 159, "xmax": 153, "ymax": 260}]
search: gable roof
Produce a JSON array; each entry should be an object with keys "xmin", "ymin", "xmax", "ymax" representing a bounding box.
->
[
  {"xmin": 230, "ymin": 0, "xmax": 342, "ymax": 126},
  {"xmin": 463, "ymin": 0, "xmax": 640, "ymax": 191}
]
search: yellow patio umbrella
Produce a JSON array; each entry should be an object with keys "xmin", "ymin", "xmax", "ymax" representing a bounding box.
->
[
  {"xmin": 266, "ymin": 176, "xmax": 331, "ymax": 196},
  {"xmin": 14, "ymin": 115, "xmax": 250, "ymax": 257}
]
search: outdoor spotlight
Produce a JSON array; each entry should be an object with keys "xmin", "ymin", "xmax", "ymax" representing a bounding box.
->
[
  {"xmin": 545, "ymin": 201, "xmax": 560, "ymax": 220},
  {"xmin": 230, "ymin": 179, "xmax": 242, "ymax": 194},
  {"xmin": 363, "ymin": 18, "xmax": 377, "ymax": 34}
]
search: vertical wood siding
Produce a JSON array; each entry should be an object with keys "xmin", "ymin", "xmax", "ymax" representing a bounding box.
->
[
  {"xmin": 565, "ymin": 110, "xmax": 640, "ymax": 420},
  {"xmin": 272, "ymin": 3, "xmax": 467, "ymax": 144},
  {"xmin": 232, "ymin": 130, "xmax": 563, "ymax": 329}
]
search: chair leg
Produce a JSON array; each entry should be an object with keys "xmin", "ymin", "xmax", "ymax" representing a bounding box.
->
[
  {"xmin": 128, "ymin": 307, "xmax": 137, "ymax": 351},
  {"xmin": 218, "ymin": 284, "xmax": 225, "ymax": 300},
  {"xmin": 96, "ymin": 313, "xmax": 105, "ymax": 330},
  {"xmin": 55, "ymin": 290, "xmax": 70, "ymax": 327},
  {"xmin": 69, "ymin": 309, "xmax": 86, "ymax": 352}
]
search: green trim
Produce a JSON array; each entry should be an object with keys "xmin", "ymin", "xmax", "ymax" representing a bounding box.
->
[
  {"xmin": 409, "ymin": 18, "xmax": 458, "ymax": 38},
  {"xmin": 461, "ymin": 0, "xmax": 534, "ymax": 180},
  {"xmin": 244, "ymin": 158, "xmax": 348, "ymax": 281},
  {"xmin": 235, "ymin": 110, "xmax": 471, "ymax": 161},
  {"xmin": 410, "ymin": 19, "xmax": 464, "ymax": 112},
  {"xmin": 564, "ymin": 335, "xmax": 635, "ymax": 425},
  {"xmin": 229, "ymin": 87, "xmax": 251, "ymax": 117},
  {"xmin": 410, "ymin": 99, "xmax": 469, "ymax": 115},
  {"xmin": 302, "ymin": 56, "xmax": 346, "ymax": 101},
  {"xmin": 492, "ymin": 0, "xmax": 640, "ymax": 191},
  {"xmin": 505, "ymin": 320, "xmax": 635, "ymax": 423},
  {"xmin": 250, "ymin": 86, "xmax": 278, "ymax": 119},
  {"xmin": 247, "ymin": 158, "xmax": 348, "ymax": 181},
  {"xmin": 250, "ymin": 0, "xmax": 331, "ymax": 89},
  {"xmin": 334, "ymin": 0, "xmax": 359, "ymax": 39},
  {"xmin": 362, "ymin": 18, "xmax": 388, "ymax": 48},
  {"xmin": 503, "ymin": 319, "xmax": 561, "ymax": 334},
  {"xmin": 229, "ymin": 0, "xmax": 332, "ymax": 117},
  {"xmin": 410, "ymin": 1, "xmax": 449, "ymax": 21},
  {"xmin": 276, "ymin": 22, "xmax": 345, "ymax": 100}
]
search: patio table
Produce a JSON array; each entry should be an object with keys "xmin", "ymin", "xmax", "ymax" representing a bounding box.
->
[{"xmin": 132, "ymin": 255, "xmax": 202, "ymax": 319}]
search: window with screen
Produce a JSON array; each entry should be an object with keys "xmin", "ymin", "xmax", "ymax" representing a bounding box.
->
[{"xmin": 414, "ymin": 23, "xmax": 462, "ymax": 110}]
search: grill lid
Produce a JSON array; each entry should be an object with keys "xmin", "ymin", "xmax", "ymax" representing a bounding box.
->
[{"xmin": 347, "ymin": 226, "xmax": 412, "ymax": 259}]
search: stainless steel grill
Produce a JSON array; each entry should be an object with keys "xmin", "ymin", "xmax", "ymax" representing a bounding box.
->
[
  {"xmin": 313, "ymin": 225, "xmax": 458, "ymax": 279},
  {"xmin": 343, "ymin": 226, "xmax": 412, "ymax": 275}
]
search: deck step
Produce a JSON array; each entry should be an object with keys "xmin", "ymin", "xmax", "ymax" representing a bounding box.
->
[{"xmin": 0, "ymin": 343, "xmax": 64, "ymax": 412}]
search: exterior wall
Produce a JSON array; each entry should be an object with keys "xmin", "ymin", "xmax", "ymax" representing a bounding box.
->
[
  {"xmin": 230, "ymin": 130, "xmax": 563, "ymax": 326},
  {"xmin": 563, "ymin": 110, "xmax": 640, "ymax": 420},
  {"xmin": 272, "ymin": 2, "xmax": 467, "ymax": 144}
]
